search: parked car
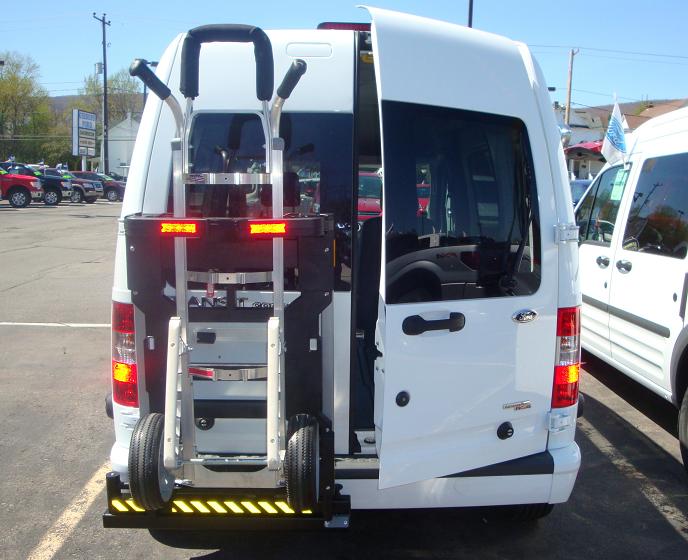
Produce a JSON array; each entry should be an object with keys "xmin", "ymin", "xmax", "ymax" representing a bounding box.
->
[
  {"xmin": 0, "ymin": 167, "xmax": 43, "ymax": 207},
  {"xmin": 45, "ymin": 169, "xmax": 101, "ymax": 203},
  {"xmin": 570, "ymin": 179, "xmax": 592, "ymax": 207},
  {"xmin": 575, "ymin": 106, "xmax": 688, "ymax": 474},
  {"xmin": 357, "ymin": 171, "xmax": 382, "ymax": 224},
  {"xmin": 1, "ymin": 162, "xmax": 72, "ymax": 205},
  {"xmin": 71, "ymin": 170, "xmax": 125, "ymax": 202}
]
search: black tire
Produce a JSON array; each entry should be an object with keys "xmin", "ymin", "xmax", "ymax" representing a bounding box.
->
[
  {"xmin": 70, "ymin": 189, "xmax": 84, "ymax": 203},
  {"xmin": 128, "ymin": 412, "xmax": 174, "ymax": 510},
  {"xmin": 8, "ymin": 187, "xmax": 30, "ymax": 208},
  {"xmin": 43, "ymin": 188, "xmax": 61, "ymax": 206},
  {"xmin": 679, "ymin": 387, "xmax": 688, "ymax": 476},
  {"xmin": 85, "ymin": 197, "xmax": 96, "ymax": 204},
  {"xmin": 105, "ymin": 188, "xmax": 120, "ymax": 202},
  {"xmin": 285, "ymin": 414, "xmax": 319, "ymax": 511}
]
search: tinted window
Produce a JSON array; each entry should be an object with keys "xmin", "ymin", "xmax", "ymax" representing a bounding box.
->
[
  {"xmin": 576, "ymin": 165, "xmax": 629, "ymax": 246},
  {"xmin": 382, "ymin": 101, "xmax": 540, "ymax": 303},
  {"xmin": 188, "ymin": 112, "xmax": 354, "ymax": 288},
  {"xmin": 622, "ymin": 153, "xmax": 688, "ymax": 258},
  {"xmin": 359, "ymin": 174, "xmax": 382, "ymax": 199}
]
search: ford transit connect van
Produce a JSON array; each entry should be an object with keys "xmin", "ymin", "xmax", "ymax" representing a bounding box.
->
[{"xmin": 103, "ymin": 7, "xmax": 581, "ymax": 532}]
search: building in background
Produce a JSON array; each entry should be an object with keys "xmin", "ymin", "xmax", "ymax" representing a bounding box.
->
[{"xmin": 97, "ymin": 112, "xmax": 139, "ymax": 176}]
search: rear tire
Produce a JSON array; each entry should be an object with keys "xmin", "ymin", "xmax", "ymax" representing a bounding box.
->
[
  {"xmin": 285, "ymin": 414, "xmax": 319, "ymax": 512},
  {"xmin": 128, "ymin": 413, "xmax": 174, "ymax": 510},
  {"xmin": 8, "ymin": 187, "xmax": 30, "ymax": 208},
  {"xmin": 679, "ymin": 387, "xmax": 688, "ymax": 476},
  {"xmin": 105, "ymin": 188, "xmax": 119, "ymax": 202},
  {"xmin": 43, "ymin": 188, "xmax": 61, "ymax": 206},
  {"xmin": 70, "ymin": 189, "xmax": 83, "ymax": 203}
]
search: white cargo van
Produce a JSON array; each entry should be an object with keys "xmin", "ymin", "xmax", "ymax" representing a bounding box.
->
[
  {"xmin": 103, "ymin": 7, "xmax": 581, "ymax": 533},
  {"xmin": 576, "ymin": 106, "xmax": 688, "ymax": 473}
]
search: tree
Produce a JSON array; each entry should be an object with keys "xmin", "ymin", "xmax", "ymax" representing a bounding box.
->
[
  {"xmin": 77, "ymin": 69, "xmax": 142, "ymax": 128},
  {"xmin": 0, "ymin": 51, "xmax": 51, "ymax": 161}
]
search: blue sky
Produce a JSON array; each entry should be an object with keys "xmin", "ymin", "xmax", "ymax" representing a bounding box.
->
[{"xmin": 3, "ymin": 0, "xmax": 687, "ymax": 109}]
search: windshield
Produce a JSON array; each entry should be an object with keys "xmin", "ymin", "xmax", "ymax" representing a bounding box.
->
[{"xmin": 359, "ymin": 174, "xmax": 382, "ymax": 199}]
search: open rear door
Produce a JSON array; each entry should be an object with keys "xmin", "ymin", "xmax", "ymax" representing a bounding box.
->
[{"xmin": 366, "ymin": 7, "xmax": 558, "ymax": 489}]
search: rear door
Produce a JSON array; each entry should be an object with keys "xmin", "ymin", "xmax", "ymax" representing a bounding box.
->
[{"xmin": 368, "ymin": 8, "xmax": 559, "ymax": 488}]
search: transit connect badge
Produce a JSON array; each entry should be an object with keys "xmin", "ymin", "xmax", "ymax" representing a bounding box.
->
[{"xmin": 512, "ymin": 309, "xmax": 538, "ymax": 323}]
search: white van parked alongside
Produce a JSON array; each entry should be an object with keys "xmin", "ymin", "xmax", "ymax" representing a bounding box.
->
[
  {"xmin": 575, "ymin": 106, "xmax": 688, "ymax": 473},
  {"xmin": 103, "ymin": 7, "xmax": 581, "ymax": 534}
]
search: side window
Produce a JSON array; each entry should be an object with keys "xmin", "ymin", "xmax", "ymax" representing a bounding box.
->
[
  {"xmin": 622, "ymin": 152, "xmax": 688, "ymax": 258},
  {"xmin": 575, "ymin": 165, "xmax": 629, "ymax": 246},
  {"xmin": 382, "ymin": 101, "xmax": 540, "ymax": 303}
]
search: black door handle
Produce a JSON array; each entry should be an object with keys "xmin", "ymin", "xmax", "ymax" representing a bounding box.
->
[
  {"xmin": 402, "ymin": 312, "xmax": 465, "ymax": 336},
  {"xmin": 596, "ymin": 255, "xmax": 610, "ymax": 268},
  {"xmin": 616, "ymin": 259, "xmax": 632, "ymax": 273}
]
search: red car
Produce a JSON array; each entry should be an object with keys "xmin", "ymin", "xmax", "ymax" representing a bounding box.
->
[
  {"xmin": 357, "ymin": 172, "xmax": 382, "ymax": 222},
  {"xmin": 0, "ymin": 167, "xmax": 43, "ymax": 207}
]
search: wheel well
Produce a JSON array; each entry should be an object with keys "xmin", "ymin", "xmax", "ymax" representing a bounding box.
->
[
  {"xmin": 676, "ymin": 349, "xmax": 688, "ymax": 406},
  {"xmin": 8, "ymin": 185, "xmax": 29, "ymax": 193}
]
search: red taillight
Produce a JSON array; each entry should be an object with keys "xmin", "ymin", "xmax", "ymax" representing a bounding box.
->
[
  {"xmin": 112, "ymin": 301, "xmax": 138, "ymax": 407},
  {"xmin": 552, "ymin": 306, "xmax": 581, "ymax": 408},
  {"xmin": 249, "ymin": 221, "xmax": 287, "ymax": 236},
  {"xmin": 160, "ymin": 220, "xmax": 201, "ymax": 237},
  {"xmin": 317, "ymin": 22, "xmax": 371, "ymax": 31}
]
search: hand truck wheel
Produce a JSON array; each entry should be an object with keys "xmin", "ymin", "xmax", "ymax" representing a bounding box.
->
[
  {"xmin": 285, "ymin": 414, "xmax": 319, "ymax": 511},
  {"xmin": 128, "ymin": 413, "xmax": 174, "ymax": 510}
]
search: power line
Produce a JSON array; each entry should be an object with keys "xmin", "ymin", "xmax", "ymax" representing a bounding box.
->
[{"xmin": 528, "ymin": 44, "xmax": 688, "ymax": 60}]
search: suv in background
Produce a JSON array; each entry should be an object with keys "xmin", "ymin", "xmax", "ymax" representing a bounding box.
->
[
  {"xmin": 0, "ymin": 167, "xmax": 43, "ymax": 207},
  {"xmin": 47, "ymin": 169, "xmax": 102, "ymax": 203},
  {"xmin": 2, "ymin": 163, "xmax": 73, "ymax": 205},
  {"xmin": 71, "ymin": 170, "xmax": 125, "ymax": 202}
]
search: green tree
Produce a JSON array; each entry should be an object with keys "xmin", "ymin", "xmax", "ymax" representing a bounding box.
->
[
  {"xmin": 77, "ymin": 69, "xmax": 142, "ymax": 128},
  {"xmin": 0, "ymin": 51, "xmax": 51, "ymax": 161}
]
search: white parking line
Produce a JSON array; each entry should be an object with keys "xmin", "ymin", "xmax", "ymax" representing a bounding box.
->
[
  {"xmin": 27, "ymin": 462, "xmax": 111, "ymax": 560},
  {"xmin": 578, "ymin": 417, "xmax": 688, "ymax": 542},
  {"xmin": 0, "ymin": 322, "xmax": 110, "ymax": 328}
]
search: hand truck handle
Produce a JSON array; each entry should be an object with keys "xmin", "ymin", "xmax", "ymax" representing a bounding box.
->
[
  {"xmin": 276, "ymin": 59, "xmax": 307, "ymax": 100},
  {"xmin": 180, "ymin": 24, "xmax": 274, "ymax": 101},
  {"xmin": 129, "ymin": 59, "xmax": 171, "ymax": 100}
]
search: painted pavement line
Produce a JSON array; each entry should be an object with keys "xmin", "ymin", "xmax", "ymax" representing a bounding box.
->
[
  {"xmin": 0, "ymin": 322, "xmax": 110, "ymax": 328},
  {"xmin": 26, "ymin": 462, "xmax": 111, "ymax": 560},
  {"xmin": 578, "ymin": 417, "xmax": 688, "ymax": 541}
]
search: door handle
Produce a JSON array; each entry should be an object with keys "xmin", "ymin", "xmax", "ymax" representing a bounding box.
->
[
  {"xmin": 402, "ymin": 312, "xmax": 465, "ymax": 336},
  {"xmin": 596, "ymin": 256, "xmax": 610, "ymax": 268},
  {"xmin": 616, "ymin": 259, "xmax": 632, "ymax": 273}
]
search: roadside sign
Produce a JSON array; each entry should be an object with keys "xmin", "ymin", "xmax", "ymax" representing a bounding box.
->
[{"xmin": 72, "ymin": 109, "xmax": 97, "ymax": 157}]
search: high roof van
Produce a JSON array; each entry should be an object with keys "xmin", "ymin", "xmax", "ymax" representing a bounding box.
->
[{"xmin": 103, "ymin": 7, "xmax": 581, "ymax": 533}]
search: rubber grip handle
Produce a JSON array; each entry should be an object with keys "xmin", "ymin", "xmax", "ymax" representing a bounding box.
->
[
  {"xmin": 276, "ymin": 59, "xmax": 307, "ymax": 99},
  {"xmin": 180, "ymin": 24, "xmax": 274, "ymax": 100},
  {"xmin": 129, "ymin": 59, "xmax": 170, "ymax": 100}
]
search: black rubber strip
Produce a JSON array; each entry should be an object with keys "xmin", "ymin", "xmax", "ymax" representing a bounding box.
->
[
  {"xmin": 680, "ymin": 273, "xmax": 688, "ymax": 321},
  {"xmin": 583, "ymin": 294, "xmax": 670, "ymax": 338},
  {"xmin": 194, "ymin": 399, "xmax": 266, "ymax": 419},
  {"xmin": 446, "ymin": 450, "xmax": 554, "ymax": 478}
]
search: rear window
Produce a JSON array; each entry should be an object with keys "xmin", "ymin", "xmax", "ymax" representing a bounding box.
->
[{"xmin": 382, "ymin": 101, "xmax": 540, "ymax": 303}]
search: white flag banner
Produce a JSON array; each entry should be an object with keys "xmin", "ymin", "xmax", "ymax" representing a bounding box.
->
[{"xmin": 602, "ymin": 102, "xmax": 627, "ymax": 164}]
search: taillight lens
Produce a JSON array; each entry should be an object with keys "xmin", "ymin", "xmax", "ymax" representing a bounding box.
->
[
  {"xmin": 160, "ymin": 220, "xmax": 201, "ymax": 237},
  {"xmin": 112, "ymin": 301, "xmax": 138, "ymax": 407},
  {"xmin": 552, "ymin": 306, "xmax": 580, "ymax": 408},
  {"xmin": 249, "ymin": 221, "xmax": 287, "ymax": 236}
]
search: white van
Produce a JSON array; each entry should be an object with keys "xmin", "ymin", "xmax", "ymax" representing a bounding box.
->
[
  {"xmin": 104, "ymin": 7, "xmax": 581, "ymax": 533},
  {"xmin": 575, "ymin": 107, "xmax": 688, "ymax": 473}
]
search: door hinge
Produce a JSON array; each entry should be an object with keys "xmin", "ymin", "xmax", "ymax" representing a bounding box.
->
[{"xmin": 554, "ymin": 223, "xmax": 579, "ymax": 244}]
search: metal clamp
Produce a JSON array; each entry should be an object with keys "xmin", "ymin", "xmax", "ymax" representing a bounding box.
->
[
  {"xmin": 554, "ymin": 223, "xmax": 579, "ymax": 244},
  {"xmin": 187, "ymin": 270, "xmax": 272, "ymax": 285},
  {"xmin": 184, "ymin": 172, "xmax": 271, "ymax": 185}
]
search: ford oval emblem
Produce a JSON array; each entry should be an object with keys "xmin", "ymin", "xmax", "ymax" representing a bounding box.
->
[{"xmin": 512, "ymin": 309, "xmax": 538, "ymax": 324}]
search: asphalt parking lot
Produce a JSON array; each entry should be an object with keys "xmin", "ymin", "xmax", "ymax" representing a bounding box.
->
[{"xmin": 1, "ymin": 200, "xmax": 687, "ymax": 559}]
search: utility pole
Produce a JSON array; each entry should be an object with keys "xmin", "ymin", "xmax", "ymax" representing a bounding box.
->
[
  {"xmin": 564, "ymin": 48, "xmax": 579, "ymax": 126},
  {"xmin": 93, "ymin": 12, "xmax": 111, "ymax": 173},
  {"xmin": 468, "ymin": 0, "xmax": 474, "ymax": 28}
]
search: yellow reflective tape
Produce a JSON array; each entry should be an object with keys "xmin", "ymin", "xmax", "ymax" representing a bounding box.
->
[
  {"xmin": 111, "ymin": 499, "xmax": 129, "ymax": 512},
  {"xmin": 258, "ymin": 501, "xmax": 278, "ymax": 514},
  {"xmin": 171, "ymin": 507, "xmax": 178, "ymax": 513},
  {"xmin": 301, "ymin": 509, "xmax": 312, "ymax": 514},
  {"xmin": 173, "ymin": 500, "xmax": 194, "ymax": 513},
  {"xmin": 190, "ymin": 500, "xmax": 211, "ymax": 513},
  {"xmin": 207, "ymin": 500, "xmax": 227, "ymax": 514},
  {"xmin": 224, "ymin": 501, "xmax": 244, "ymax": 514},
  {"xmin": 275, "ymin": 501, "xmax": 295, "ymax": 514},
  {"xmin": 126, "ymin": 499, "xmax": 145, "ymax": 512},
  {"xmin": 241, "ymin": 501, "xmax": 261, "ymax": 514}
]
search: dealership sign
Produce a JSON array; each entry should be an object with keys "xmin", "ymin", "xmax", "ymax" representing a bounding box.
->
[{"xmin": 71, "ymin": 109, "xmax": 97, "ymax": 157}]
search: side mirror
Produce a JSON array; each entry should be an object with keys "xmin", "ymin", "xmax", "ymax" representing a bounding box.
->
[{"xmin": 558, "ymin": 125, "xmax": 572, "ymax": 147}]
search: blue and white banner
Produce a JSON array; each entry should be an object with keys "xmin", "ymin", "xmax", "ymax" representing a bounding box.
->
[{"xmin": 602, "ymin": 102, "xmax": 627, "ymax": 164}]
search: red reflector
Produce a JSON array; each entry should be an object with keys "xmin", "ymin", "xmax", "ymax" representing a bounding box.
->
[
  {"xmin": 556, "ymin": 307, "xmax": 580, "ymax": 337},
  {"xmin": 552, "ymin": 364, "xmax": 580, "ymax": 408},
  {"xmin": 190, "ymin": 366, "xmax": 215, "ymax": 379},
  {"xmin": 160, "ymin": 221, "xmax": 200, "ymax": 236},
  {"xmin": 112, "ymin": 361, "xmax": 139, "ymax": 407},
  {"xmin": 317, "ymin": 22, "xmax": 371, "ymax": 31},
  {"xmin": 249, "ymin": 222, "xmax": 287, "ymax": 235},
  {"xmin": 112, "ymin": 301, "xmax": 134, "ymax": 334}
]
